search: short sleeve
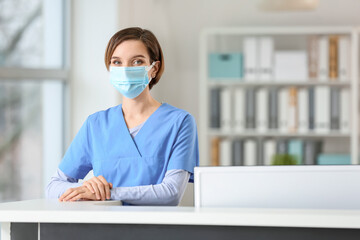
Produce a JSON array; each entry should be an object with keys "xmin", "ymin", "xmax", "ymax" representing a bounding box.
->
[
  {"xmin": 59, "ymin": 117, "xmax": 93, "ymax": 179},
  {"xmin": 167, "ymin": 114, "xmax": 199, "ymax": 183}
]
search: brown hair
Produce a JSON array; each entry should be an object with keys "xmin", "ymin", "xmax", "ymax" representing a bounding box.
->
[{"xmin": 104, "ymin": 27, "xmax": 164, "ymax": 90}]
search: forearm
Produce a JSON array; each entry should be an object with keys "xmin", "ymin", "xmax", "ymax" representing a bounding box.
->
[
  {"xmin": 46, "ymin": 168, "xmax": 82, "ymax": 199},
  {"xmin": 110, "ymin": 170, "xmax": 190, "ymax": 206}
]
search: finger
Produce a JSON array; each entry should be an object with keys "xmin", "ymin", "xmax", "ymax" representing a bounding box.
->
[
  {"xmin": 83, "ymin": 182, "xmax": 95, "ymax": 194},
  {"xmin": 64, "ymin": 188, "xmax": 84, "ymax": 202},
  {"xmin": 59, "ymin": 188, "xmax": 74, "ymax": 201},
  {"xmin": 69, "ymin": 193, "xmax": 85, "ymax": 202},
  {"xmin": 109, "ymin": 183, "xmax": 113, "ymax": 189},
  {"xmin": 93, "ymin": 177, "xmax": 106, "ymax": 201},
  {"xmin": 89, "ymin": 181, "xmax": 101, "ymax": 200},
  {"xmin": 97, "ymin": 176, "xmax": 111, "ymax": 200}
]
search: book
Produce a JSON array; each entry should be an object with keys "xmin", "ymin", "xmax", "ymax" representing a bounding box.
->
[
  {"xmin": 234, "ymin": 88, "xmax": 245, "ymax": 131},
  {"xmin": 243, "ymin": 37, "xmax": 258, "ymax": 81},
  {"xmin": 278, "ymin": 87, "xmax": 289, "ymax": 133},
  {"xmin": 315, "ymin": 86, "xmax": 330, "ymax": 133},
  {"xmin": 259, "ymin": 37, "xmax": 274, "ymax": 81},
  {"xmin": 298, "ymin": 88, "xmax": 309, "ymax": 133},
  {"xmin": 330, "ymin": 88, "xmax": 340, "ymax": 130},
  {"xmin": 338, "ymin": 36, "xmax": 350, "ymax": 82},
  {"xmin": 317, "ymin": 154, "xmax": 351, "ymax": 165},
  {"xmin": 210, "ymin": 88, "xmax": 221, "ymax": 128},
  {"xmin": 220, "ymin": 138, "xmax": 232, "ymax": 166},
  {"xmin": 288, "ymin": 140, "xmax": 304, "ymax": 165},
  {"xmin": 220, "ymin": 88, "xmax": 232, "ymax": 131},
  {"xmin": 268, "ymin": 88, "xmax": 278, "ymax": 129},
  {"xmin": 211, "ymin": 137, "xmax": 220, "ymax": 166},
  {"xmin": 264, "ymin": 139, "xmax": 276, "ymax": 165},
  {"xmin": 308, "ymin": 36, "xmax": 319, "ymax": 79},
  {"xmin": 329, "ymin": 36, "xmax": 339, "ymax": 80},
  {"xmin": 274, "ymin": 51, "xmax": 308, "ymax": 82},
  {"xmin": 256, "ymin": 88, "xmax": 268, "ymax": 132},
  {"xmin": 304, "ymin": 140, "xmax": 322, "ymax": 165},
  {"xmin": 308, "ymin": 87, "xmax": 315, "ymax": 130},
  {"xmin": 318, "ymin": 36, "xmax": 329, "ymax": 81},
  {"xmin": 288, "ymin": 87, "xmax": 298, "ymax": 133},
  {"xmin": 245, "ymin": 88, "xmax": 256, "ymax": 129},
  {"xmin": 232, "ymin": 140, "xmax": 244, "ymax": 166},
  {"xmin": 244, "ymin": 140, "xmax": 257, "ymax": 166},
  {"xmin": 340, "ymin": 88, "xmax": 350, "ymax": 133}
]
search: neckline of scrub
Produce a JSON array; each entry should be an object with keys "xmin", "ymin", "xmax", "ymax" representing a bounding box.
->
[{"xmin": 119, "ymin": 102, "xmax": 167, "ymax": 141}]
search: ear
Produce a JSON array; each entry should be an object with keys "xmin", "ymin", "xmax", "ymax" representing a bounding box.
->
[{"xmin": 151, "ymin": 61, "xmax": 161, "ymax": 78}]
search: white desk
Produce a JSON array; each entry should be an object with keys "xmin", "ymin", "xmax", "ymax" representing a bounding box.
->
[{"xmin": 1, "ymin": 199, "xmax": 360, "ymax": 240}]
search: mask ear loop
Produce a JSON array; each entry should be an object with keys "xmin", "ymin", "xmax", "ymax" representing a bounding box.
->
[{"xmin": 146, "ymin": 62, "xmax": 157, "ymax": 83}]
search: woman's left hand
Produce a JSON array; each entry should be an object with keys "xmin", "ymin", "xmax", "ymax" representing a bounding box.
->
[{"xmin": 59, "ymin": 186, "xmax": 98, "ymax": 202}]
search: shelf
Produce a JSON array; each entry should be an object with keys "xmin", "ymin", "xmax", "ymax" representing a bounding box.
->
[
  {"xmin": 199, "ymin": 26, "xmax": 360, "ymax": 166},
  {"xmin": 208, "ymin": 80, "xmax": 351, "ymax": 88},
  {"xmin": 202, "ymin": 26, "xmax": 357, "ymax": 36},
  {"xmin": 208, "ymin": 130, "xmax": 350, "ymax": 139}
]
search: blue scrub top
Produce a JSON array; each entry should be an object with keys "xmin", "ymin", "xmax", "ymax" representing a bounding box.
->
[{"xmin": 59, "ymin": 103, "xmax": 199, "ymax": 187}]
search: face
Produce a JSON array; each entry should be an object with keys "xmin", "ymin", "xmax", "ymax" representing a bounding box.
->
[{"xmin": 110, "ymin": 40, "xmax": 158, "ymax": 79}]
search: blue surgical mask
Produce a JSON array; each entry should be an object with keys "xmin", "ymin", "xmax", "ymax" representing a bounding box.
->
[{"xmin": 110, "ymin": 62, "xmax": 156, "ymax": 99}]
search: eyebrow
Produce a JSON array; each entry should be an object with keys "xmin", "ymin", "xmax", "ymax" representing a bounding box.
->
[{"xmin": 111, "ymin": 55, "xmax": 146, "ymax": 59}]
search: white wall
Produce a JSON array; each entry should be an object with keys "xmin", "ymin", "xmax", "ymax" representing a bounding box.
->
[{"xmin": 70, "ymin": 0, "xmax": 119, "ymax": 140}]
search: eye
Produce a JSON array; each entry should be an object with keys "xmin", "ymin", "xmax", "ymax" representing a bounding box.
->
[
  {"xmin": 133, "ymin": 59, "xmax": 143, "ymax": 65},
  {"xmin": 111, "ymin": 60, "xmax": 121, "ymax": 65}
]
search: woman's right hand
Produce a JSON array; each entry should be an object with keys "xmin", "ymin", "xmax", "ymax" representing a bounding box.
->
[{"xmin": 82, "ymin": 175, "xmax": 113, "ymax": 200}]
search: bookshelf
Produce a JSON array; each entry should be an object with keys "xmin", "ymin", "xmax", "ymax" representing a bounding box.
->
[{"xmin": 199, "ymin": 26, "xmax": 359, "ymax": 166}]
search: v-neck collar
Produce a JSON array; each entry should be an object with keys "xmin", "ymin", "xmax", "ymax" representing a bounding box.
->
[{"xmin": 118, "ymin": 103, "xmax": 166, "ymax": 157}]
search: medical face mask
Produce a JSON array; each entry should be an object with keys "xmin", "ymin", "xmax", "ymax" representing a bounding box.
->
[{"xmin": 109, "ymin": 62, "xmax": 156, "ymax": 99}]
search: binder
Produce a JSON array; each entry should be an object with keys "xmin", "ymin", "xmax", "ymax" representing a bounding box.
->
[
  {"xmin": 304, "ymin": 140, "xmax": 323, "ymax": 165},
  {"xmin": 276, "ymin": 139, "xmax": 288, "ymax": 154},
  {"xmin": 278, "ymin": 87, "xmax": 289, "ymax": 133},
  {"xmin": 210, "ymin": 88, "xmax": 221, "ymax": 128},
  {"xmin": 244, "ymin": 140, "xmax": 257, "ymax": 166},
  {"xmin": 340, "ymin": 88, "xmax": 350, "ymax": 133},
  {"xmin": 318, "ymin": 36, "xmax": 329, "ymax": 81},
  {"xmin": 330, "ymin": 88, "xmax": 340, "ymax": 130},
  {"xmin": 245, "ymin": 88, "xmax": 256, "ymax": 129},
  {"xmin": 259, "ymin": 37, "xmax": 274, "ymax": 81},
  {"xmin": 256, "ymin": 88, "xmax": 268, "ymax": 132},
  {"xmin": 220, "ymin": 88, "xmax": 232, "ymax": 131},
  {"xmin": 298, "ymin": 88, "xmax": 309, "ymax": 133},
  {"xmin": 308, "ymin": 36, "xmax": 319, "ymax": 79},
  {"xmin": 268, "ymin": 88, "xmax": 278, "ymax": 129},
  {"xmin": 234, "ymin": 88, "xmax": 245, "ymax": 131},
  {"xmin": 211, "ymin": 137, "xmax": 220, "ymax": 166},
  {"xmin": 288, "ymin": 87, "xmax": 298, "ymax": 133},
  {"xmin": 338, "ymin": 36, "xmax": 351, "ymax": 82},
  {"xmin": 244, "ymin": 37, "xmax": 258, "ymax": 81},
  {"xmin": 232, "ymin": 140, "xmax": 244, "ymax": 166},
  {"xmin": 329, "ymin": 36, "xmax": 339, "ymax": 80},
  {"xmin": 220, "ymin": 138, "xmax": 232, "ymax": 166},
  {"xmin": 315, "ymin": 86, "xmax": 330, "ymax": 133},
  {"xmin": 308, "ymin": 87, "xmax": 315, "ymax": 130},
  {"xmin": 264, "ymin": 139, "xmax": 276, "ymax": 165}
]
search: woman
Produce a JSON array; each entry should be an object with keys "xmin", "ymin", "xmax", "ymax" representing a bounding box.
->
[{"xmin": 46, "ymin": 27, "xmax": 199, "ymax": 206}]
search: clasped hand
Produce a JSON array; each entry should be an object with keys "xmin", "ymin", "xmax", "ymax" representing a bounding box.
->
[{"xmin": 59, "ymin": 175, "xmax": 113, "ymax": 202}]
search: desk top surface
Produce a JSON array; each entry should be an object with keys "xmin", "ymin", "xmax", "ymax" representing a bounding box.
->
[{"xmin": 1, "ymin": 199, "xmax": 360, "ymax": 229}]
